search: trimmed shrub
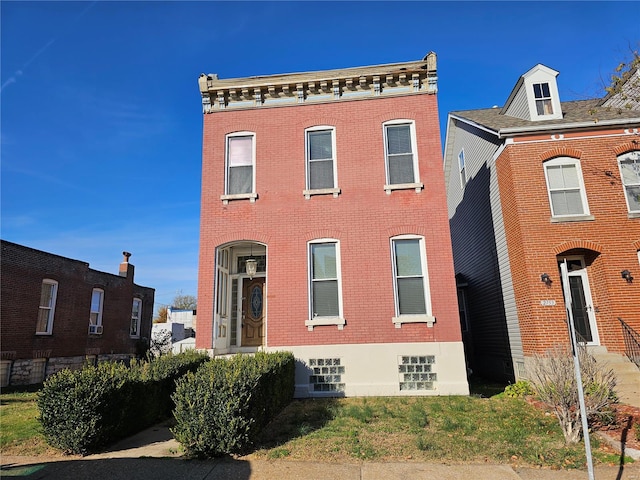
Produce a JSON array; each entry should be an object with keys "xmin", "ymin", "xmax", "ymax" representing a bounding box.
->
[
  {"xmin": 37, "ymin": 351, "xmax": 208, "ymax": 455},
  {"xmin": 171, "ymin": 351, "xmax": 295, "ymax": 458}
]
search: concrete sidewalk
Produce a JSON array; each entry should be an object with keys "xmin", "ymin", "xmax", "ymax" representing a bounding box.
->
[{"xmin": 2, "ymin": 421, "xmax": 640, "ymax": 480}]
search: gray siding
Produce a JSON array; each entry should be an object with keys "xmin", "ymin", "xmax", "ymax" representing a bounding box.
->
[
  {"xmin": 502, "ymin": 86, "xmax": 530, "ymax": 120},
  {"xmin": 446, "ymin": 120, "xmax": 522, "ymax": 381}
]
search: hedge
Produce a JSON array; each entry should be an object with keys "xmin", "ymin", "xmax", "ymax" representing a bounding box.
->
[
  {"xmin": 37, "ymin": 350, "xmax": 208, "ymax": 455},
  {"xmin": 171, "ymin": 351, "xmax": 295, "ymax": 458}
]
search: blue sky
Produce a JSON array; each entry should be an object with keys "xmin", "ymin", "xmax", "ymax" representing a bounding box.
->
[{"xmin": 1, "ymin": 1, "xmax": 638, "ymax": 314}]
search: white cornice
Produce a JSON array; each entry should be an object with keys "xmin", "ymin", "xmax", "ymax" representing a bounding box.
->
[{"xmin": 198, "ymin": 53, "xmax": 438, "ymax": 113}]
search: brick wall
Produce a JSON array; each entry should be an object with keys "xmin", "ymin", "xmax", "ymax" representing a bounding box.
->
[
  {"xmin": 197, "ymin": 93, "xmax": 462, "ymax": 349},
  {"xmin": 496, "ymin": 133, "xmax": 640, "ymax": 355}
]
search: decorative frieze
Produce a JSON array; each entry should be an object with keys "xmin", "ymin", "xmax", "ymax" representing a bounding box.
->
[{"xmin": 198, "ymin": 53, "xmax": 439, "ymax": 112}]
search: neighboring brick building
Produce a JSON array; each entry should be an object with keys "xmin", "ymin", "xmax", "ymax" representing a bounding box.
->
[
  {"xmin": 0, "ymin": 240, "xmax": 155, "ymax": 386},
  {"xmin": 196, "ymin": 53, "xmax": 469, "ymax": 397},
  {"xmin": 443, "ymin": 64, "xmax": 640, "ymax": 385}
]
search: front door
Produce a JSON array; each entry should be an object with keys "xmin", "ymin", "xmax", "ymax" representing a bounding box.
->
[
  {"xmin": 561, "ymin": 259, "xmax": 599, "ymax": 345},
  {"xmin": 241, "ymin": 277, "xmax": 265, "ymax": 347}
]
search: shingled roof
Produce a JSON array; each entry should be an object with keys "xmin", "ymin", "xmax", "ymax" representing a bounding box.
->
[{"xmin": 451, "ymin": 99, "xmax": 640, "ymax": 137}]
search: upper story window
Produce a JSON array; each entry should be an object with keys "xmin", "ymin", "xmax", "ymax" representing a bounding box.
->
[
  {"xmin": 36, "ymin": 279, "xmax": 57, "ymax": 335},
  {"xmin": 618, "ymin": 151, "xmax": 640, "ymax": 214},
  {"xmin": 533, "ymin": 82, "xmax": 553, "ymax": 116},
  {"xmin": 390, "ymin": 236, "xmax": 434, "ymax": 328},
  {"xmin": 543, "ymin": 157, "xmax": 590, "ymax": 219},
  {"xmin": 458, "ymin": 149, "xmax": 467, "ymax": 188},
  {"xmin": 383, "ymin": 121, "xmax": 423, "ymax": 194},
  {"xmin": 305, "ymin": 239, "xmax": 345, "ymax": 331},
  {"xmin": 222, "ymin": 132, "xmax": 257, "ymax": 203},
  {"xmin": 130, "ymin": 298, "xmax": 142, "ymax": 338},
  {"xmin": 304, "ymin": 127, "xmax": 340, "ymax": 198},
  {"xmin": 89, "ymin": 288, "xmax": 104, "ymax": 334}
]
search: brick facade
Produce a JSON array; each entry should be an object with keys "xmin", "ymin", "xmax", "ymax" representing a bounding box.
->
[
  {"xmin": 196, "ymin": 56, "xmax": 469, "ymax": 396},
  {"xmin": 0, "ymin": 240, "xmax": 155, "ymax": 385},
  {"xmin": 497, "ymin": 132, "xmax": 640, "ymax": 356}
]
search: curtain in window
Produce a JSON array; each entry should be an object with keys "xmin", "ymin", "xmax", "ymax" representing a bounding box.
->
[
  {"xmin": 311, "ymin": 243, "xmax": 339, "ymax": 317},
  {"xmin": 546, "ymin": 164, "xmax": 584, "ymax": 215},
  {"xmin": 228, "ymin": 136, "xmax": 253, "ymax": 194},
  {"xmin": 386, "ymin": 125, "xmax": 414, "ymax": 184},
  {"xmin": 394, "ymin": 239, "xmax": 426, "ymax": 315}
]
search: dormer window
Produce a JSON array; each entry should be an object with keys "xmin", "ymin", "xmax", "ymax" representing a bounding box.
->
[
  {"xmin": 533, "ymin": 83, "xmax": 553, "ymax": 115},
  {"xmin": 500, "ymin": 64, "xmax": 562, "ymax": 121}
]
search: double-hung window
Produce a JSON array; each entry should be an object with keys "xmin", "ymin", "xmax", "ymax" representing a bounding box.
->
[
  {"xmin": 304, "ymin": 127, "xmax": 339, "ymax": 198},
  {"xmin": 533, "ymin": 82, "xmax": 553, "ymax": 115},
  {"xmin": 383, "ymin": 121, "xmax": 422, "ymax": 193},
  {"xmin": 306, "ymin": 240, "xmax": 345, "ymax": 330},
  {"xmin": 89, "ymin": 288, "xmax": 104, "ymax": 334},
  {"xmin": 223, "ymin": 132, "xmax": 256, "ymax": 202},
  {"xmin": 36, "ymin": 279, "xmax": 57, "ymax": 335},
  {"xmin": 130, "ymin": 298, "xmax": 142, "ymax": 338},
  {"xmin": 543, "ymin": 157, "xmax": 590, "ymax": 219},
  {"xmin": 390, "ymin": 236, "xmax": 434, "ymax": 327},
  {"xmin": 618, "ymin": 151, "xmax": 640, "ymax": 214}
]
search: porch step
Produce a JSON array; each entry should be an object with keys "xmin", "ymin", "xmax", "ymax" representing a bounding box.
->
[{"xmin": 591, "ymin": 351, "xmax": 640, "ymax": 408}]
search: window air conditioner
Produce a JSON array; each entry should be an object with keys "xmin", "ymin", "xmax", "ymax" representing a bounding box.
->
[{"xmin": 88, "ymin": 325, "xmax": 103, "ymax": 335}]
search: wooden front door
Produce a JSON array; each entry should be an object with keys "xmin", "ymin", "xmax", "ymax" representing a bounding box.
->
[{"xmin": 241, "ymin": 277, "xmax": 265, "ymax": 347}]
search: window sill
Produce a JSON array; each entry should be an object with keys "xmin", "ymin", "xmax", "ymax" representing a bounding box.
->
[
  {"xmin": 305, "ymin": 317, "xmax": 345, "ymax": 331},
  {"xmin": 384, "ymin": 182, "xmax": 423, "ymax": 195},
  {"xmin": 220, "ymin": 193, "xmax": 258, "ymax": 205},
  {"xmin": 35, "ymin": 332, "xmax": 52, "ymax": 336},
  {"xmin": 392, "ymin": 315, "xmax": 436, "ymax": 328},
  {"xmin": 550, "ymin": 214, "xmax": 595, "ymax": 223},
  {"xmin": 628, "ymin": 211, "xmax": 640, "ymax": 219},
  {"xmin": 303, "ymin": 188, "xmax": 341, "ymax": 199}
]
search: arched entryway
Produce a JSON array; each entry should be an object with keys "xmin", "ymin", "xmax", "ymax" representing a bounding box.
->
[
  {"xmin": 556, "ymin": 247, "xmax": 601, "ymax": 346},
  {"xmin": 213, "ymin": 241, "xmax": 267, "ymax": 354}
]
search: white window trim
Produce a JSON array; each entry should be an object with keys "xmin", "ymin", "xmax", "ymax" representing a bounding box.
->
[
  {"xmin": 524, "ymin": 72, "xmax": 562, "ymax": 121},
  {"xmin": 303, "ymin": 126, "xmax": 341, "ymax": 199},
  {"xmin": 89, "ymin": 288, "xmax": 104, "ymax": 335},
  {"xmin": 306, "ymin": 238, "xmax": 345, "ymax": 331},
  {"xmin": 458, "ymin": 149, "xmax": 467, "ymax": 188},
  {"xmin": 618, "ymin": 150, "xmax": 640, "ymax": 216},
  {"xmin": 222, "ymin": 131, "xmax": 256, "ymax": 203},
  {"xmin": 390, "ymin": 235, "xmax": 435, "ymax": 328},
  {"xmin": 36, "ymin": 279, "xmax": 58, "ymax": 335},
  {"xmin": 130, "ymin": 298, "xmax": 142, "ymax": 338},
  {"xmin": 383, "ymin": 120, "xmax": 423, "ymax": 194},
  {"xmin": 543, "ymin": 157, "xmax": 591, "ymax": 220}
]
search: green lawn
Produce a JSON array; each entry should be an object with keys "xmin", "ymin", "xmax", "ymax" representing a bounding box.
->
[
  {"xmin": 252, "ymin": 396, "xmax": 627, "ymax": 469},
  {"xmin": 0, "ymin": 391, "xmax": 59, "ymax": 456},
  {"xmin": 0, "ymin": 390, "xmax": 629, "ymax": 468}
]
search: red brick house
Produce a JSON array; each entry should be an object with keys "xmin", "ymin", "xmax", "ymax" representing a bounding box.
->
[
  {"xmin": 196, "ymin": 53, "xmax": 469, "ymax": 397},
  {"xmin": 0, "ymin": 240, "xmax": 155, "ymax": 386},
  {"xmin": 443, "ymin": 64, "xmax": 640, "ymax": 396}
]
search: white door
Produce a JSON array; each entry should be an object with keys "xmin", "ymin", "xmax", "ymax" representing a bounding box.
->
[{"xmin": 562, "ymin": 258, "xmax": 600, "ymax": 345}]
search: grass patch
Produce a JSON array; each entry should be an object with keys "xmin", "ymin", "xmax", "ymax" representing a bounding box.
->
[
  {"xmin": 253, "ymin": 396, "xmax": 632, "ymax": 468},
  {"xmin": 0, "ymin": 391, "xmax": 60, "ymax": 456}
]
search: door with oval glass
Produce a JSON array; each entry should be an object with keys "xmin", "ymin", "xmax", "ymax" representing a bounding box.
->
[
  {"xmin": 241, "ymin": 277, "xmax": 265, "ymax": 346},
  {"xmin": 559, "ymin": 258, "xmax": 600, "ymax": 345}
]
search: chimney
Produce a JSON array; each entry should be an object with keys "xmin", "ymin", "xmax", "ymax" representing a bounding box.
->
[{"xmin": 119, "ymin": 251, "xmax": 134, "ymax": 279}]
